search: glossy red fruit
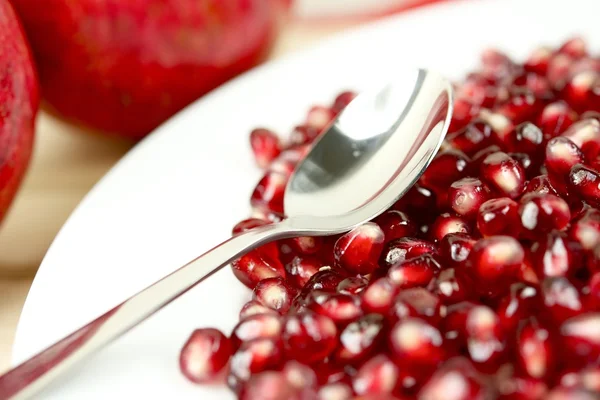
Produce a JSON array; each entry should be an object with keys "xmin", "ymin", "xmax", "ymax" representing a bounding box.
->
[
  {"xmin": 337, "ymin": 276, "xmax": 369, "ymax": 295},
  {"xmin": 524, "ymin": 175, "xmax": 559, "ymax": 196},
  {"xmin": 361, "ymin": 277, "xmax": 399, "ymax": 314},
  {"xmin": 305, "ymin": 105, "xmax": 336, "ymax": 131},
  {"xmin": 239, "ymin": 300, "xmax": 278, "ymax": 320},
  {"xmin": 558, "ymin": 366, "xmax": 600, "ymax": 392},
  {"xmin": 393, "ymin": 184, "xmax": 437, "ymax": 222},
  {"xmin": 480, "ymin": 48, "xmax": 516, "ymax": 80},
  {"xmin": 445, "ymin": 121, "xmax": 495, "ymax": 156},
  {"xmin": 560, "ymin": 313, "xmax": 600, "ymax": 365},
  {"xmin": 417, "ymin": 357, "xmax": 488, "ymax": 400},
  {"xmin": 545, "ymin": 137, "xmax": 586, "ymax": 183},
  {"xmin": 387, "ymin": 254, "xmax": 441, "ymax": 289},
  {"xmin": 546, "ymin": 386, "xmax": 599, "ymax": 400},
  {"xmin": 449, "ymin": 178, "xmax": 490, "ymax": 219},
  {"xmin": 288, "ymin": 124, "xmax": 320, "ymax": 147},
  {"xmin": 282, "ymin": 311, "xmax": 337, "ymax": 364},
  {"xmin": 232, "ymin": 250, "xmax": 285, "ymax": 289},
  {"xmin": 541, "ymin": 277, "xmax": 585, "ymax": 323},
  {"xmin": 307, "ymin": 291, "xmax": 362, "ymax": 326},
  {"xmin": 380, "ymin": 237, "xmax": 438, "ymax": 270},
  {"xmin": 282, "ymin": 360, "xmax": 318, "ymax": 392},
  {"xmin": 250, "ymin": 171, "xmax": 287, "ymax": 214},
  {"xmin": 228, "ymin": 337, "xmax": 282, "ymax": 388},
  {"xmin": 496, "ymin": 375, "xmax": 548, "ymax": 400},
  {"xmin": 352, "ymin": 354, "xmax": 399, "ymax": 395},
  {"xmin": 479, "ymin": 109, "xmax": 515, "ymax": 144},
  {"xmin": 512, "ymin": 72, "xmax": 553, "ymax": 99},
  {"xmin": 505, "ymin": 122, "xmax": 544, "ymax": 155},
  {"xmin": 569, "ymin": 164, "xmax": 600, "ymax": 207},
  {"xmin": 389, "ymin": 318, "xmax": 445, "ymax": 368},
  {"xmin": 562, "ymin": 119, "xmax": 600, "ymax": 160},
  {"xmin": 562, "ymin": 71, "xmax": 600, "ymax": 113},
  {"xmin": 429, "ymin": 213, "xmax": 471, "ymax": 242},
  {"xmin": 252, "ymin": 277, "xmax": 296, "ymax": 314},
  {"xmin": 238, "ymin": 371, "xmax": 300, "ymax": 400},
  {"xmin": 516, "ymin": 318, "xmax": 556, "ymax": 380},
  {"xmin": 334, "ymin": 223, "xmax": 385, "ymax": 275},
  {"xmin": 470, "ymin": 145, "xmax": 503, "ymax": 174},
  {"xmin": 375, "ymin": 210, "xmax": 416, "ymax": 241},
  {"xmin": 332, "ymin": 91, "xmax": 357, "ymax": 113},
  {"xmin": 269, "ymin": 147, "xmax": 303, "ymax": 177},
  {"xmin": 390, "ymin": 288, "xmax": 445, "ymax": 325},
  {"xmin": 230, "ymin": 313, "xmax": 283, "ymax": 351},
  {"xmin": 463, "ymin": 305, "xmax": 507, "ymax": 371},
  {"xmin": 531, "ymin": 231, "xmax": 584, "ymax": 279},
  {"xmin": 232, "ymin": 218, "xmax": 280, "ymax": 264},
  {"xmin": 288, "ymin": 236, "xmax": 322, "ymax": 255},
  {"xmin": 449, "ymin": 98, "xmax": 481, "ymax": 132},
  {"xmin": 589, "ymin": 272, "xmax": 600, "ymax": 307},
  {"xmin": 428, "ymin": 268, "xmax": 473, "ymax": 305},
  {"xmin": 496, "ymin": 283, "xmax": 541, "ymax": 333},
  {"xmin": 250, "ymin": 128, "xmax": 282, "ymax": 169},
  {"xmin": 12, "ymin": 0, "xmax": 283, "ymax": 138},
  {"xmin": 519, "ymin": 193, "xmax": 571, "ymax": 236},
  {"xmin": 496, "ymin": 91, "xmax": 543, "ymax": 124},
  {"xmin": 419, "ymin": 149, "xmax": 470, "ymax": 193},
  {"xmin": 438, "ymin": 233, "xmax": 476, "ymax": 269},
  {"xmin": 300, "ymin": 268, "xmax": 346, "ymax": 296},
  {"xmin": 537, "ymin": 101, "xmax": 578, "ymax": 140},
  {"xmin": 480, "ymin": 152, "xmax": 527, "ymax": 199},
  {"xmin": 317, "ymin": 382, "xmax": 353, "ymax": 400},
  {"xmin": 569, "ymin": 208, "xmax": 600, "ymax": 250},
  {"xmin": 525, "ymin": 46, "xmax": 552, "ymax": 75},
  {"xmin": 547, "ymin": 53, "xmax": 573, "ymax": 89},
  {"xmin": 335, "ymin": 314, "xmax": 385, "ymax": 363},
  {"xmin": 477, "ymin": 197, "xmax": 521, "ymax": 237},
  {"xmin": 179, "ymin": 328, "xmax": 231, "ymax": 384},
  {"xmin": 285, "ymin": 256, "xmax": 323, "ymax": 288}
]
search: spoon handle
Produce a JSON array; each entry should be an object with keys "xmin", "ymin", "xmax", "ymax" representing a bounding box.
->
[{"xmin": 0, "ymin": 221, "xmax": 296, "ymax": 400}]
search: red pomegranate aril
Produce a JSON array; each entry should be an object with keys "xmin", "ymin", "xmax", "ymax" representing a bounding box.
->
[
  {"xmin": 419, "ymin": 149, "xmax": 470, "ymax": 193},
  {"xmin": 239, "ymin": 300, "xmax": 279, "ymax": 320},
  {"xmin": 449, "ymin": 178, "xmax": 490, "ymax": 219},
  {"xmin": 289, "ymin": 236, "xmax": 323, "ymax": 255},
  {"xmin": 547, "ymin": 53, "xmax": 573, "ymax": 89},
  {"xmin": 546, "ymin": 386, "xmax": 599, "ymax": 400},
  {"xmin": 481, "ymin": 48, "xmax": 516, "ymax": 81},
  {"xmin": 417, "ymin": 357, "xmax": 488, "ymax": 400},
  {"xmin": 285, "ymin": 256, "xmax": 323, "ymax": 288},
  {"xmin": 317, "ymin": 382, "xmax": 354, "ymax": 400},
  {"xmin": 250, "ymin": 128, "xmax": 282, "ymax": 169},
  {"xmin": 269, "ymin": 149, "xmax": 301, "ymax": 177},
  {"xmin": 449, "ymin": 98, "xmax": 481, "ymax": 132},
  {"xmin": 439, "ymin": 233, "xmax": 476, "ymax": 269},
  {"xmin": 299, "ymin": 267, "xmax": 346, "ymax": 297},
  {"xmin": 374, "ymin": 210, "xmax": 416, "ymax": 241},
  {"xmin": 232, "ymin": 250, "xmax": 285, "ymax": 289},
  {"xmin": 238, "ymin": 371, "xmax": 308, "ymax": 400},
  {"xmin": 229, "ymin": 338, "xmax": 283, "ymax": 384},
  {"xmin": 569, "ymin": 164, "xmax": 600, "ymax": 207},
  {"xmin": 282, "ymin": 311, "xmax": 337, "ymax": 364},
  {"xmin": 253, "ymin": 277, "xmax": 296, "ymax": 314},
  {"xmin": 515, "ymin": 318, "xmax": 556, "ymax": 380},
  {"xmin": 337, "ymin": 276, "xmax": 369, "ymax": 295},
  {"xmin": 352, "ymin": 354, "xmax": 398, "ymax": 395},
  {"xmin": 387, "ymin": 254, "xmax": 441, "ymax": 289},
  {"xmin": 541, "ymin": 277, "xmax": 585, "ymax": 323},
  {"xmin": 505, "ymin": 122, "xmax": 544, "ymax": 155},
  {"xmin": 569, "ymin": 208, "xmax": 600, "ymax": 250},
  {"xmin": 361, "ymin": 277, "xmax": 399, "ymax": 314},
  {"xmin": 562, "ymin": 71, "xmax": 600, "ymax": 113},
  {"xmin": 306, "ymin": 105, "xmax": 336, "ymax": 132},
  {"xmin": 456, "ymin": 74, "xmax": 502, "ymax": 108},
  {"xmin": 282, "ymin": 360, "xmax": 318, "ymax": 391},
  {"xmin": 179, "ymin": 328, "xmax": 231, "ymax": 384},
  {"xmin": 497, "ymin": 375, "xmax": 549, "ymax": 400},
  {"xmin": 230, "ymin": 313, "xmax": 283, "ymax": 351},
  {"xmin": 512, "ymin": 71, "xmax": 553, "ymax": 99},
  {"xmin": 562, "ymin": 119, "xmax": 600, "ymax": 160},
  {"xmin": 545, "ymin": 137, "xmax": 586, "ymax": 182},
  {"xmin": 446, "ymin": 121, "xmax": 495, "ymax": 156},
  {"xmin": 496, "ymin": 92, "xmax": 543, "ymax": 124},
  {"xmin": 559, "ymin": 366, "xmax": 600, "ymax": 392},
  {"xmin": 510, "ymin": 152, "xmax": 537, "ymax": 178},
  {"xmin": 250, "ymin": 171, "xmax": 287, "ymax": 214},
  {"xmin": 496, "ymin": 283, "xmax": 541, "ymax": 333},
  {"xmin": 428, "ymin": 268, "xmax": 474, "ymax": 305},
  {"xmin": 531, "ymin": 231, "xmax": 584, "ymax": 279},
  {"xmin": 334, "ymin": 223, "xmax": 385, "ymax": 275},
  {"xmin": 393, "ymin": 184, "xmax": 437, "ymax": 222},
  {"xmin": 289, "ymin": 124, "xmax": 320, "ymax": 146},
  {"xmin": 560, "ymin": 313, "xmax": 600, "ymax": 365},
  {"xmin": 380, "ymin": 237, "xmax": 438, "ymax": 270},
  {"xmin": 470, "ymin": 145, "xmax": 503, "ymax": 174},
  {"xmin": 480, "ymin": 152, "xmax": 526, "ymax": 199},
  {"xmin": 232, "ymin": 218, "xmax": 270, "ymax": 234},
  {"xmin": 477, "ymin": 197, "xmax": 521, "ymax": 237},
  {"xmin": 519, "ymin": 193, "xmax": 571, "ymax": 236},
  {"xmin": 389, "ymin": 318, "xmax": 445, "ymax": 368},
  {"xmin": 307, "ymin": 291, "xmax": 362, "ymax": 325},
  {"xmin": 479, "ymin": 109, "xmax": 515, "ymax": 144},
  {"xmin": 524, "ymin": 175, "xmax": 559, "ymax": 196},
  {"xmin": 464, "ymin": 305, "xmax": 507, "ymax": 371},
  {"xmin": 430, "ymin": 213, "xmax": 471, "ymax": 242},
  {"xmin": 537, "ymin": 101, "xmax": 578, "ymax": 140},
  {"xmin": 332, "ymin": 91, "xmax": 357, "ymax": 113},
  {"xmin": 335, "ymin": 314, "xmax": 385, "ymax": 363},
  {"xmin": 524, "ymin": 46, "xmax": 552, "ymax": 75},
  {"xmin": 559, "ymin": 37, "xmax": 588, "ymax": 59},
  {"xmin": 390, "ymin": 288, "xmax": 445, "ymax": 325}
]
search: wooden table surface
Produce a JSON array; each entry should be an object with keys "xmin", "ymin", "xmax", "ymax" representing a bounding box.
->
[{"xmin": 0, "ymin": 19, "xmax": 358, "ymax": 372}]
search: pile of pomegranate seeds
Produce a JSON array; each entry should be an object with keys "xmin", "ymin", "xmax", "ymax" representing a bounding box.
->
[{"xmin": 181, "ymin": 38, "xmax": 600, "ymax": 399}]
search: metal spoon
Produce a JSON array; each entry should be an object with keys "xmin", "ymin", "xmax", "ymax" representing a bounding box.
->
[{"xmin": 0, "ymin": 68, "xmax": 452, "ymax": 399}]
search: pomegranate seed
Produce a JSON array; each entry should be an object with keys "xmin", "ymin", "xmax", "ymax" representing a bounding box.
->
[
  {"xmin": 389, "ymin": 318, "xmax": 445, "ymax": 368},
  {"xmin": 269, "ymin": 148, "xmax": 302, "ymax": 177},
  {"xmin": 428, "ymin": 268, "xmax": 474, "ymax": 305},
  {"xmin": 250, "ymin": 128, "xmax": 282, "ymax": 169},
  {"xmin": 505, "ymin": 122, "xmax": 544, "ymax": 155},
  {"xmin": 352, "ymin": 354, "xmax": 399, "ymax": 395},
  {"xmin": 300, "ymin": 268, "xmax": 346, "ymax": 296},
  {"xmin": 569, "ymin": 164, "xmax": 600, "ymax": 207},
  {"xmin": 337, "ymin": 276, "xmax": 369, "ymax": 295},
  {"xmin": 541, "ymin": 277, "xmax": 585, "ymax": 323},
  {"xmin": 519, "ymin": 193, "xmax": 571, "ymax": 236},
  {"xmin": 179, "ymin": 328, "xmax": 231, "ymax": 384},
  {"xmin": 515, "ymin": 318, "xmax": 556, "ymax": 380},
  {"xmin": 559, "ymin": 366, "xmax": 600, "ymax": 392},
  {"xmin": 232, "ymin": 250, "xmax": 285, "ymax": 289},
  {"xmin": 496, "ymin": 283, "xmax": 541, "ymax": 333},
  {"xmin": 252, "ymin": 277, "xmax": 296, "ymax": 314},
  {"xmin": 449, "ymin": 178, "xmax": 490, "ymax": 220},
  {"xmin": 282, "ymin": 360, "xmax": 318, "ymax": 392},
  {"xmin": 547, "ymin": 53, "xmax": 573, "ymax": 89},
  {"xmin": 419, "ymin": 149, "xmax": 470, "ymax": 194},
  {"xmin": 446, "ymin": 121, "xmax": 495, "ymax": 156},
  {"xmin": 306, "ymin": 105, "xmax": 335, "ymax": 131},
  {"xmin": 569, "ymin": 208, "xmax": 600, "ymax": 250},
  {"xmin": 307, "ymin": 291, "xmax": 362, "ymax": 326},
  {"xmin": 289, "ymin": 124, "xmax": 320, "ymax": 146},
  {"xmin": 285, "ymin": 256, "xmax": 323, "ymax": 288},
  {"xmin": 463, "ymin": 305, "xmax": 507, "ymax": 371},
  {"xmin": 380, "ymin": 237, "xmax": 438, "ymax": 269},
  {"xmin": 466, "ymin": 236, "xmax": 524, "ymax": 297},
  {"xmin": 289, "ymin": 236, "xmax": 323, "ymax": 255},
  {"xmin": 562, "ymin": 119, "xmax": 600, "ymax": 160},
  {"xmin": 331, "ymin": 91, "xmax": 357, "ymax": 113},
  {"xmin": 470, "ymin": 145, "xmax": 503, "ymax": 174},
  {"xmin": 479, "ymin": 109, "xmax": 515, "ymax": 144},
  {"xmin": 477, "ymin": 197, "xmax": 521, "ymax": 237},
  {"xmin": 374, "ymin": 210, "xmax": 416, "ymax": 241},
  {"xmin": 496, "ymin": 375, "xmax": 549, "ymax": 400},
  {"xmin": 239, "ymin": 300, "xmax": 279, "ymax": 320},
  {"xmin": 496, "ymin": 92, "xmax": 543, "ymax": 124},
  {"xmin": 250, "ymin": 171, "xmax": 287, "ymax": 214},
  {"xmin": 559, "ymin": 37, "xmax": 588, "ymax": 59},
  {"xmin": 230, "ymin": 313, "xmax": 283, "ymax": 351},
  {"xmin": 537, "ymin": 101, "xmax": 578, "ymax": 140},
  {"xmin": 317, "ymin": 382, "xmax": 353, "ymax": 400},
  {"xmin": 429, "ymin": 213, "xmax": 471, "ymax": 242},
  {"xmin": 562, "ymin": 71, "xmax": 600, "ymax": 113},
  {"xmin": 588, "ymin": 271, "xmax": 600, "ymax": 307},
  {"xmin": 524, "ymin": 175, "xmax": 559, "ymax": 196},
  {"xmin": 531, "ymin": 231, "xmax": 584, "ymax": 279},
  {"xmin": 238, "ymin": 371, "xmax": 300, "ymax": 400},
  {"xmin": 510, "ymin": 152, "xmax": 537, "ymax": 178},
  {"xmin": 524, "ymin": 46, "xmax": 552, "ymax": 75},
  {"xmin": 439, "ymin": 233, "xmax": 476, "ymax": 269},
  {"xmin": 387, "ymin": 254, "xmax": 441, "ymax": 289},
  {"xmin": 560, "ymin": 313, "xmax": 600, "ymax": 365},
  {"xmin": 394, "ymin": 184, "xmax": 437, "ymax": 222},
  {"xmin": 335, "ymin": 314, "xmax": 385, "ymax": 363},
  {"xmin": 450, "ymin": 98, "xmax": 481, "ymax": 132},
  {"xmin": 361, "ymin": 277, "xmax": 399, "ymax": 315},
  {"xmin": 481, "ymin": 48, "xmax": 516, "ymax": 80},
  {"xmin": 480, "ymin": 152, "xmax": 526, "ymax": 199},
  {"xmin": 390, "ymin": 287, "xmax": 445, "ymax": 325},
  {"xmin": 334, "ymin": 223, "xmax": 385, "ymax": 275},
  {"xmin": 512, "ymin": 72, "xmax": 553, "ymax": 99},
  {"xmin": 282, "ymin": 311, "xmax": 337, "ymax": 364},
  {"xmin": 228, "ymin": 338, "xmax": 283, "ymax": 385},
  {"xmin": 545, "ymin": 137, "xmax": 586, "ymax": 188},
  {"xmin": 232, "ymin": 218, "xmax": 270, "ymax": 234},
  {"xmin": 417, "ymin": 357, "xmax": 488, "ymax": 400},
  {"xmin": 546, "ymin": 386, "xmax": 599, "ymax": 400}
]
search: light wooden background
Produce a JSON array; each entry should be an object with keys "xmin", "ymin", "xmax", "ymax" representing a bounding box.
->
[{"xmin": 0, "ymin": 19, "xmax": 357, "ymax": 372}]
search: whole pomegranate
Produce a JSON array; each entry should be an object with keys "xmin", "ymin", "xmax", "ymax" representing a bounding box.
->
[
  {"xmin": 10, "ymin": 0, "xmax": 285, "ymax": 139},
  {"xmin": 0, "ymin": 0, "xmax": 38, "ymax": 222}
]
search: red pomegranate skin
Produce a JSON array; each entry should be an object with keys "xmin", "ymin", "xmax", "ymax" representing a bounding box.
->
[
  {"xmin": 0, "ymin": 0, "xmax": 39, "ymax": 222},
  {"xmin": 10, "ymin": 0, "xmax": 285, "ymax": 139}
]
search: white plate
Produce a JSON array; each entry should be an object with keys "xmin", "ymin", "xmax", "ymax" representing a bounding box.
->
[{"xmin": 12, "ymin": 0, "xmax": 600, "ymax": 398}]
